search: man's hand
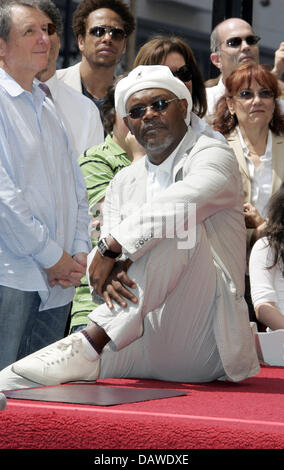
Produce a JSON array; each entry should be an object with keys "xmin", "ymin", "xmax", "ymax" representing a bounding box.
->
[
  {"xmin": 243, "ymin": 203, "xmax": 268, "ymax": 246},
  {"xmin": 73, "ymin": 252, "xmax": 87, "ymax": 269},
  {"xmin": 88, "ymin": 249, "xmax": 116, "ymax": 296},
  {"xmin": 89, "ymin": 236, "xmax": 138, "ymax": 308},
  {"xmin": 89, "ymin": 236, "xmax": 122, "ymax": 295},
  {"xmin": 125, "ymin": 131, "xmax": 145, "ymax": 162},
  {"xmin": 243, "ymin": 202, "xmax": 265, "ymax": 229},
  {"xmin": 89, "ymin": 234, "xmax": 138, "ymax": 309},
  {"xmin": 101, "ymin": 259, "xmax": 137, "ymax": 309},
  {"xmin": 44, "ymin": 250, "xmax": 86, "ymax": 288},
  {"xmin": 272, "ymin": 42, "xmax": 284, "ymax": 79}
]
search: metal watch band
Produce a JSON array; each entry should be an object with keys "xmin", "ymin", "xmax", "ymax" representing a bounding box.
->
[{"xmin": 97, "ymin": 238, "xmax": 121, "ymax": 259}]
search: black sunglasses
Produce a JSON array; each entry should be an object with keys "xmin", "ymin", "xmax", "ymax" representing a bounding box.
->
[
  {"xmin": 225, "ymin": 35, "xmax": 260, "ymax": 48},
  {"xmin": 236, "ymin": 89, "xmax": 274, "ymax": 100},
  {"xmin": 47, "ymin": 23, "xmax": 56, "ymax": 36},
  {"xmin": 126, "ymin": 98, "xmax": 179, "ymax": 119},
  {"xmin": 89, "ymin": 25, "xmax": 126, "ymax": 41},
  {"xmin": 172, "ymin": 64, "xmax": 192, "ymax": 82}
]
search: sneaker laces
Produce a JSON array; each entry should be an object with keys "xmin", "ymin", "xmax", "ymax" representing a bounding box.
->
[{"xmin": 37, "ymin": 335, "xmax": 82, "ymax": 365}]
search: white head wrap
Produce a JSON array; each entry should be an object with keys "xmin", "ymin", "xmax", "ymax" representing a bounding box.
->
[{"xmin": 115, "ymin": 65, "xmax": 193, "ymax": 125}]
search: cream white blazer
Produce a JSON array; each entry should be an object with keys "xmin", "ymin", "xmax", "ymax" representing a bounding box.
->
[
  {"xmin": 56, "ymin": 62, "xmax": 83, "ymax": 94},
  {"xmin": 226, "ymin": 129, "xmax": 284, "ymax": 204},
  {"xmin": 97, "ymin": 128, "xmax": 260, "ymax": 382}
]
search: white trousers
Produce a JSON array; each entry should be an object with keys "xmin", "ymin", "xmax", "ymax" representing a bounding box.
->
[
  {"xmin": 92, "ymin": 223, "xmax": 224, "ymax": 383},
  {"xmin": 0, "ymin": 224, "xmax": 224, "ymax": 391}
]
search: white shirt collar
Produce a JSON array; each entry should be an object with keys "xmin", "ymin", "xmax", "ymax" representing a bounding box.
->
[
  {"xmin": 0, "ymin": 69, "xmax": 45, "ymax": 113},
  {"xmin": 145, "ymin": 134, "xmax": 187, "ymax": 202},
  {"xmin": 0, "ymin": 67, "xmax": 39, "ymax": 98},
  {"xmin": 237, "ymin": 125, "xmax": 272, "ymax": 160},
  {"xmin": 218, "ymin": 76, "xmax": 226, "ymax": 94},
  {"xmin": 146, "ymin": 134, "xmax": 187, "ymax": 176},
  {"xmin": 44, "ymin": 73, "xmax": 58, "ymax": 98}
]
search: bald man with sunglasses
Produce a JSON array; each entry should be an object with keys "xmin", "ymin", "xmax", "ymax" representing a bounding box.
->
[
  {"xmin": 206, "ymin": 17, "xmax": 284, "ymax": 120},
  {"xmin": 0, "ymin": 65, "xmax": 259, "ymax": 390}
]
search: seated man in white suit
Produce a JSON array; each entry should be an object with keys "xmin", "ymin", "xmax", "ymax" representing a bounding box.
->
[{"xmin": 0, "ymin": 65, "xmax": 259, "ymax": 390}]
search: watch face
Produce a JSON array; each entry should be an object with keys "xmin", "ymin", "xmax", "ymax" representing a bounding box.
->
[
  {"xmin": 97, "ymin": 238, "xmax": 120, "ymax": 259},
  {"xmin": 98, "ymin": 238, "xmax": 107, "ymax": 255}
]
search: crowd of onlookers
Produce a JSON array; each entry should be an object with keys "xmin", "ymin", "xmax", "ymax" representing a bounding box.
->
[{"xmin": 0, "ymin": 0, "xmax": 284, "ymax": 381}]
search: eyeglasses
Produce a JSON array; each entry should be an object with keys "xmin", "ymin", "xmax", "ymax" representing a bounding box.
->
[
  {"xmin": 235, "ymin": 89, "xmax": 275, "ymax": 100},
  {"xmin": 223, "ymin": 35, "xmax": 260, "ymax": 48},
  {"xmin": 88, "ymin": 25, "xmax": 126, "ymax": 41},
  {"xmin": 47, "ymin": 23, "xmax": 56, "ymax": 36},
  {"xmin": 172, "ymin": 64, "xmax": 192, "ymax": 82},
  {"xmin": 126, "ymin": 98, "xmax": 179, "ymax": 119}
]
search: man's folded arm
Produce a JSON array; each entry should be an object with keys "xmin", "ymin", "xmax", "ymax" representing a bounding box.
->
[{"xmin": 107, "ymin": 143, "xmax": 240, "ymax": 260}]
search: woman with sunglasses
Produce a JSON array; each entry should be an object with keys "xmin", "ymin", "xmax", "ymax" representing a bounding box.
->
[
  {"xmin": 133, "ymin": 35, "xmax": 225, "ymax": 141},
  {"xmin": 213, "ymin": 63, "xmax": 284, "ymax": 238},
  {"xmin": 213, "ymin": 63, "xmax": 284, "ymax": 320}
]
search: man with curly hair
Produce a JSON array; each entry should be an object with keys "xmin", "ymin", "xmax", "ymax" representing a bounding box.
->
[{"xmin": 57, "ymin": 0, "xmax": 135, "ymax": 120}]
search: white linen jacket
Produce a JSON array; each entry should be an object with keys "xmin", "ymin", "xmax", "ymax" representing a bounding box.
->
[
  {"xmin": 56, "ymin": 62, "xmax": 83, "ymax": 94},
  {"xmin": 47, "ymin": 73, "xmax": 104, "ymax": 157},
  {"xmin": 97, "ymin": 128, "xmax": 260, "ymax": 382},
  {"xmin": 226, "ymin": 129, "xmax": 284, "ymax": 205}
]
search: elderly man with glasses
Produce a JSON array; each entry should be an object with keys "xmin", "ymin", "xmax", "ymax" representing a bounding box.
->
[
  {"xmin": 56, "ymin": 0, "xmax": 135, "ymax": 122},
  {"xmin": 206, "ymin": 17, "xmax": 284, "ymax": 120},
  {"xmin": 0, "ymin": 0, "xmax": 91, "ymax": 371},
  {"xmin": 0, "ymin": 64, "xmax": 259, "ymax": 390}
]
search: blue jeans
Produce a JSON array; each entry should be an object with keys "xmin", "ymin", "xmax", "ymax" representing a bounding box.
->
[{"xmin": 0, "ymin": 285, "xmax": 71, "ymax": 371}]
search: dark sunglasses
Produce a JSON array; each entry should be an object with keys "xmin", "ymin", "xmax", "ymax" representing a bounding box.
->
[
  {"xmin": 236, "ymin": 89, "xmax": 274, "ymax": 100},
  {"xmin": 172, "ymin": 64, "xmax": 192, "ymax": 82},
  {"xmin": 47, "ymin": 23, "xmax": 56, "ymax": 36},
  {"xmin": 89, "ymin": 25, "xmax": 126, "ymax": 41},
  {"xmin": 225, "ymin": 35, "xmax": 260, "ymax": 48},
  {"xmin": 126, "ymin": 98, "xmax": 179, "ymax": 119}
]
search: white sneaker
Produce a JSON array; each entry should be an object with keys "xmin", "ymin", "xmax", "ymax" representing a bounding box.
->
[{"xmin": 12, "ymin": 333, "xmax": 100, "ymax": 386}]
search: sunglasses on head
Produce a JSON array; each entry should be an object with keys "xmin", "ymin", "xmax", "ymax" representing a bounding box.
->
[
  {"xmin": 47, "ymin": 23, "xmax": 56, "ymax": 35},
  {"xmin": 126, "ymin": 98, "xmax": 179, "ymax": 119},
  {"xmin": 89, "ymin": 25, "xmax": 126, "ymax": 41},
  {"xmin": 172, "ymin": 64, "xmax": 192, "ymax": 82},
  {"xmin": 236, "ymin": 89, "xmax": 274, "ymax": 100},
  {"xmin": 225, "ymin": 35, "xmax": 260, "ymax": 48}
]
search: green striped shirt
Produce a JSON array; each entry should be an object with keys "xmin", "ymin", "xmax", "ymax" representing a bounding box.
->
[{"xmin": 70, "ymin": 135, "xmax": 131, "ymax": 330}]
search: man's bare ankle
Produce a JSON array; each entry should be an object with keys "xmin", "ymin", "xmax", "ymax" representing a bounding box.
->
[{"xmin": 84, "ymin": 322, "xmax": 110, "ymax": 351}]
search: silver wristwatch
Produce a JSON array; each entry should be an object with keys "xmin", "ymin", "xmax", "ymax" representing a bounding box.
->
[{"xmin": 97, "ymin": 237, "xmax": 121, "ymax": 259}]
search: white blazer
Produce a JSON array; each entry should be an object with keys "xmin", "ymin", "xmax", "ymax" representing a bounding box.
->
[
  {"xmin": 56, "ymin": 62, "xmax": 83, "ymax": 94},
  {"xmin": 47, "ymin": 72, "xmax": 104, "ymax": 157},
  {"xmin": 99, "ymin": 128, "xmax": 260, "ymax": 382}
]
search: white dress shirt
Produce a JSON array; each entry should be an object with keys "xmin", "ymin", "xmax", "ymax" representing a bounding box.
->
[
  {"xmin": 0, "ymin": 69, "xmax": 91, "ymax": 310},
  {"xmin": 206, "ymin": 78, "xmax": 226, "ymax": 119},
  {"xmin": 45, "ymin": 73, "xmax": 104, "ymax": 158},
  {"xmin": 190, "ymin": 111, "xmax": 226, "ymax": 142},
  {"xmin": 237, "ymin": 126, "xmax": 273, "ymax": 217},
  {"xmin": 250, "ymin": 236, "xmax": 284, "ymax": 315},
  {"xmin": 145, "ymin": 137, "xmax": 184, "ymax": 202},
  {"xmin": 144, "ymin": 127, "xmax": 225, "ymax": 203}
]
